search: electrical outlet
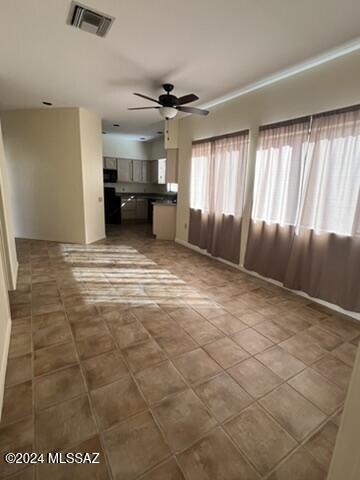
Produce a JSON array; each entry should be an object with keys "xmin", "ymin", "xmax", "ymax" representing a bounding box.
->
[{"xmin": 98, "ymin": 197, "xmax": 103, "ymax": 203}]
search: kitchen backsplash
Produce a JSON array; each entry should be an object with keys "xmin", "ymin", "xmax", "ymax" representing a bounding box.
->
[{"xmin": 105, "ymin": 182, "xmax": 168, "ymax": 194}]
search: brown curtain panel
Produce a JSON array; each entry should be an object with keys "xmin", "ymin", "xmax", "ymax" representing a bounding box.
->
[
  {"xmin": 189, "ymin": 132, "xmax": 249, "ymax": 264},
  {"xmin": 189, "ymin": 209, "xmax": 242, "ymax": 264},
  {"xmin": 282, "ymin": 109, "xmax": 360, "ymax": 311},
  {"xmin": 284, "ymin": 231, "xmax": 360, "ymax": 312},
  {"xmin": 245, "ymin": 119, "xmax": 309, "ymax": 281},
  {"xmin": 244, "ymin": 220, "xmax": 295, "ymax": 282}
]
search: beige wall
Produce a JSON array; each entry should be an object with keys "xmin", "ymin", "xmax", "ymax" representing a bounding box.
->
[
  {"xmin": 0, "ymin": 120, "xmax": 17, "ymax": 289},
  {"xmin": 79, "ymin": 108, "xmax": 105, "ymax": 244},
  {"xmin": 147, "ymin": 137, "xmax": 165, "ymax": 159},
  {"xmin": 1, "ymin": 108, "xmax": 86, "ymax": 243},
  {"xmin": 0, "ymin": 228, "xmax": 11, "ymax": 418},
  {"xmin": 102, "ymin": 134, "xmax": 149, "ymax": 160},
  {"xmin": 176, "ymin": 49, "xmax": 360, "ymax": 262},
  {"xmin": 102, "ymin": 134, "xmax": 165, "ymax": 161}
]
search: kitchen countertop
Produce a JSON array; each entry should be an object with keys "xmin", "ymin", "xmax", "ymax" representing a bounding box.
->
[
  {"xmin": 115, "ymin": 192, "xmax": 177, "ymax": 200},
  {"xmin": 152, "ymin": 202, "xmax": 177, "ymax": 207}
]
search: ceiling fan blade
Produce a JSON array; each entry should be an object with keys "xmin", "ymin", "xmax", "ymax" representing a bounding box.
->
[
  {"xmin": 133, "ymin": 92, "xmax": 160, "ymax": 104},
  {"xmin": 177, "ymin": 106, "xmax": 209, "ymax": 116},
  {"xmin": 128, "ymin": 106, "xmax": 160, "ymax": 110},
  {"xmin": 177, "ymin": 94, "xmax": 199, "ymax": 105}
]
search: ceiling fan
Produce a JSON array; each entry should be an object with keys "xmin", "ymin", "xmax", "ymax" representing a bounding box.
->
[{"xmin": 128, "ymin": 83, "xmax": 209, "ymax": 119}]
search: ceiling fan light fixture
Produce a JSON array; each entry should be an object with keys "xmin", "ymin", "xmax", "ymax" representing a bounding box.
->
[
  {"xmin": 159, "ymin": 107, "xmax": 177, "ymax": 119},
  {"xmin": 129, "ymin": 85, "xmax": 208, "ymax": 117}
]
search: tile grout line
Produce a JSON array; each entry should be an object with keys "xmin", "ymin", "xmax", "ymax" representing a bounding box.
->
[{"xmin": 4, "ymin": 233, "xmax": 357, "ymax": 480}]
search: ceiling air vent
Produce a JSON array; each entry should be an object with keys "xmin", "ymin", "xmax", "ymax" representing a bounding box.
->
[{"xmin": 68, "ymin": 2, "xmax": 114, "ymax": 37}]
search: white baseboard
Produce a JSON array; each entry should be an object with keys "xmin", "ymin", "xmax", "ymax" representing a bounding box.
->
[
  {"xmin": 175, "ymin": 238, "xmax": 360, "ymax": 322},
  {"xmin": 86, "ymin": 234, "xmax": 107, "ymax": 245},
  {"xmin": 0, "ymin": 317, "xmax": 11, "ymax": 420}
]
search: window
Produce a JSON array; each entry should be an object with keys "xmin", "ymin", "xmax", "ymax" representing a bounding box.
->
[
  {"xmin": 252, "ymin": 108, "xmax": 360, "ymax": 236},
  {"xmin": 190, "ymin": 141, "xmax": 211, "ymax": 211},
  {"xmin": 190, "ymin": 132, "xmax": 249, "ymax": 216},
  {"xmin": 252, "ymin": 119, "xmax": 310, "ymax": 226},
  {"xmin": 299, "ymin": 109, "xmax": 360, "ymax": 236},
  {"xmin": 158, "ymin": 158, "xmax": 166, "ymax": 184},
  {"xmin": 167, "ymin": 183, "xmax": 178, "ymax": 193}
]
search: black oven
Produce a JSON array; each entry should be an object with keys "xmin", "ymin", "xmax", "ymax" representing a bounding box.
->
[{"xmin": 103, "ymin": 169, "xmax": 117, "ymax": 183}]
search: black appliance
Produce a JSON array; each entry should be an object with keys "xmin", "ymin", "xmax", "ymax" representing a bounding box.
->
[
  {"xmin": 104, "ymin": 187, "xmax": 121, "ymax": 224},
  {"xmin": 103, "ymin": 168, "xmax": 117, "ymax": 183}
]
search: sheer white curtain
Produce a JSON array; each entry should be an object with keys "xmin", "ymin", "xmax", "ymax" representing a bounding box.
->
[
  {"xmin": 189, "ymin": 132, "xmax": 249, "ymax": 264},
  {"xmin": 212, "ymin": 135, "xmax": 248, "ymax": 215},
  {"xmin": 190, "ymin": 141, "xmax": 211, "ymax": 211},
  {"xmin": 299, "ymin": 109, "xmax": 360, "ymax": 236},
  {"xmin": 252, "ymin": 120, "xmax": 310, "ymax": 226},
  {"xmin": 190, "ymin": 133, "xmax": 249, "ymax": 215}
]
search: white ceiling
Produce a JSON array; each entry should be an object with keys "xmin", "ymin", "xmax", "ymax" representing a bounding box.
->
[{"xmin": 0, "ymin": 0, "xmax": 360, "ymax": 140}]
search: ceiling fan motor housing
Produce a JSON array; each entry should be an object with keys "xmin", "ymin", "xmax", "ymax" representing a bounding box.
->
[{"xmin": 159, "ymin": 94, "xmax": 178, "ymax": 107}]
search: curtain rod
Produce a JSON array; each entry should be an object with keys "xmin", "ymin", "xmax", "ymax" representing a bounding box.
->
[
  {"xmin": 192, "ymin": 129, "xmax": 249, "ymax": 145},
  {"xmin": 313, "ymin": 103, "xmax": 360, "ymax": 118},
  {"xmin": 259, "ymin": 116, "xmax": 311, "ymax": 131},
  {"xmin": 259, "ymin": 103, "xmax": 360, "ymax": 131}
]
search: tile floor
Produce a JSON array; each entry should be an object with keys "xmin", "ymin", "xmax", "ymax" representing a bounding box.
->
[{"xmin": 1, "ymin": 224, "xmax": 360, "ymax": 480}]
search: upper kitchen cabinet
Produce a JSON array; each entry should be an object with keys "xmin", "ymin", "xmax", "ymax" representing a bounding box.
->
[
  {"xmin": 165, "ymin": 149, "xmax": 178, "ymax": 183},
  {"xmin": 104, "ymin": 157, "xmax": 168, "ymax": 184},
  {"xmin": 103, "ymin": 157, "xmax": 117, "ymax": 169},
  {"xmin": 164, "ymin": 118, "xmax": 179, "ymax": 149},
  {"xmin": 132, "ymin": 159, "xmax": 143, "ymax": 183},
  {"xmin": 115, "ymin": 158, "xmax": 152, "ymax": 183},
  {"xmin": 117, "ymin": 158, "xmax": 133, "ymax": 182},
  {"xmin": 150, "ymin": 159, "xmax": 158, "ymax": 183},
  {"xmin": 141, "ymin": 160, "xmax": 151, "ymax": 183},
  {"xmin": 149, "ymin": 159, "xmax": 165, "ymax": 184}
]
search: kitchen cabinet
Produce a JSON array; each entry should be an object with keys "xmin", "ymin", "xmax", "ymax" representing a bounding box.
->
[
  {"xmin": 104, "ymin": 157, "xmax": 167, "ymax": 184},
  {"xmin": 136, "ymin": 198, "xmax": 147, "ymax": 219},
  {"xmin": 148, "ymin": 159, "xmax": 165, "ymax": 184},
  {"xmin": 149, "ymin": 160, "xmax": 158, "ymax": 183},
  {"xmin": 121, "ymin": 196, "xmax": 136, "ymax": 222},
  {"xmin": 103, "ymin": 157, "xmax": 117, "ymax": 169},
  {"xmin": 115, "ymin": 158, "xmax": 152, "ymax": 183},
  {"xmin": 153, "ymin": 203, "xmax": 177, "ymax": 240},
  {"xmin": 141, "ymin": 160, "xmax": 151, "ymax": 183},
  {"xmin": 117, "ymin": 158, "xmax": 133, "ymax": 182},
  {"xmin": 165, "ymin": 149, "xmax": 178, "ymax": 183},
  {"xmin": 132, "ymin": 160, "xmax": 143, "ymax": 183},
  {"xmin": 121, "ymin": 196, "xmax": 148, "ymax": 223}
]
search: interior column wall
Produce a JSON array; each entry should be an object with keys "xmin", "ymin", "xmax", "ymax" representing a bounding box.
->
[
  {"xmin": 78, "ymin": 108, "xmax": 105, "ymax": 244},
  {"xmin": 0, "ymin": 120, "xmax": 17, "ymax": 289},
  {"xmin": 0, "ymin": 120, "xmax": 14, "ymax": 417},
  {"xmin": 1, "ymin": 108, "xmax": 87, "ymax": 244},
  {"xmin": 0, "ymin": 229, "xmax": 11, "ymax": 418}
]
